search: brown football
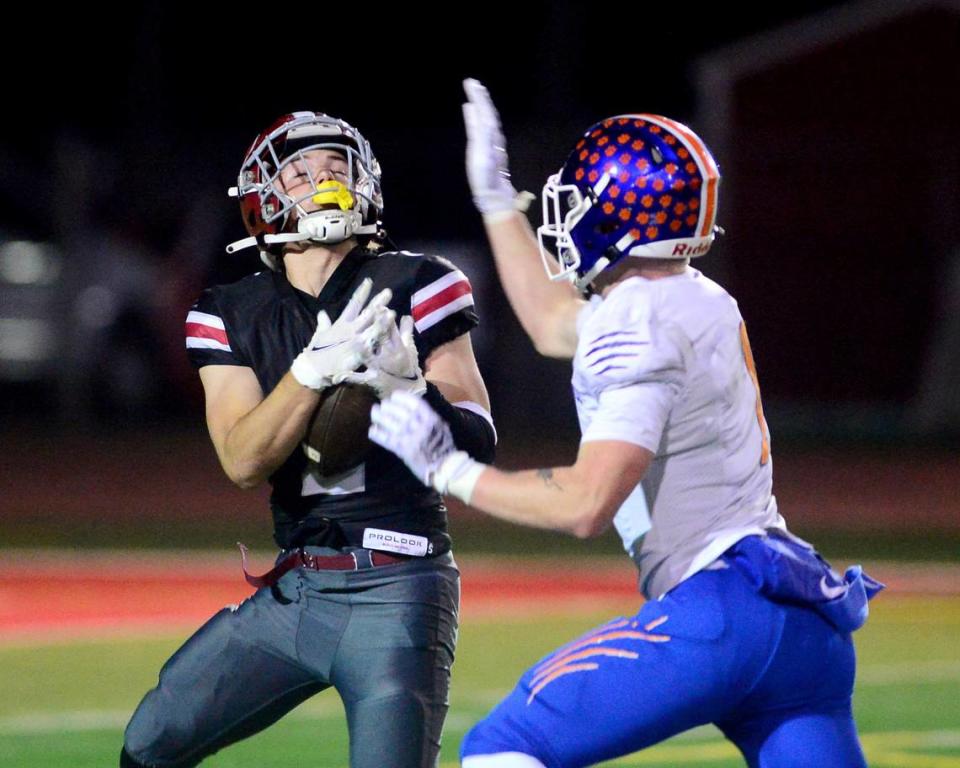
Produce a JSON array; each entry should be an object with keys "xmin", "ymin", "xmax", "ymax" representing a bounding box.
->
[{"xmin": 302, "ymin": 383, "xmax": 379, "ymax": 476}]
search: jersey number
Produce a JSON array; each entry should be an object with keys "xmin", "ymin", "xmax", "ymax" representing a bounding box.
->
[{"xmin": 739, "ymin": 322, "xmax": 770, "ymax": 465}]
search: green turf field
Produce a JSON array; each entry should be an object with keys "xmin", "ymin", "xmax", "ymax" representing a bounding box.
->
[{"xmin": 1, "ymin": 594, "xmax": 958, "ymax": 767}]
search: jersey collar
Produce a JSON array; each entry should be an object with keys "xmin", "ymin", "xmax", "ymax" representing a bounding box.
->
[{"xmin": 274, "ymin": 245, "xmax": 380, "ymax": 319}]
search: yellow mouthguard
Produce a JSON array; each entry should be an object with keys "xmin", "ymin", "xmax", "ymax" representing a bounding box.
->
[{"xmin": 311, "ymin": 180, "xmax": 355, "ymax": 210}]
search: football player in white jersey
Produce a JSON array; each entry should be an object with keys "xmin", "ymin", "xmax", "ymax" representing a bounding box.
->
[{"xmin": 369, "ymin": 79, "xmax": 882, "ymax": 768}]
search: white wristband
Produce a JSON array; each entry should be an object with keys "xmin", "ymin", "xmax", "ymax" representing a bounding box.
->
[
  {"xmin": 431, "ymin": 451, "xmax": 486, "ymax": 503},
  {"xmin": 290, "ymin": 352, "xmax": 330, "ymax": 390}
]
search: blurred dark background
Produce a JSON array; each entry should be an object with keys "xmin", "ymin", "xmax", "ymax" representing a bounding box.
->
[{"xmin": 1, "ymin": 0, "xmax": 958, "ymax": 557}]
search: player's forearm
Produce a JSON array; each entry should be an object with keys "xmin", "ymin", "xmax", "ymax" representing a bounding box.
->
[
  {"xmin": 466, "ymin": 463, "xmax": 612, "ymax": 538},
  {"xmin": 220, "ymin": 372, "xmax": 319, "ymax": 488},
  {"xmin": 483, "ymin": 212, "xmax": 581, "ymax": 359}
]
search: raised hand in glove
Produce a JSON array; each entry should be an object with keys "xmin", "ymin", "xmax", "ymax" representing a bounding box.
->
[
  {"xmin": 290, "ymin": 277, "xmax": 394, "ymax": 390},
  {"xmin": 368, "ymin": 391, "xmax": 485, "ymax": 502},
  {"xmin": 340, "ymin": 313, "xmax": 427, "ymax": 398},
  {"xmin": 462, "ymin": 78, "xmax": 520, "ymax": 218}
]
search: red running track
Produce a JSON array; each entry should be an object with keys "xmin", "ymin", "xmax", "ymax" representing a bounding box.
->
[{"xmin": 1, "ymin": 551, "xmax": 955, "ymax": 645}]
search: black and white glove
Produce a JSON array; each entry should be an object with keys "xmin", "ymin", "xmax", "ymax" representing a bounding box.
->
[
  {"xmin": 368, "ymin": 391, "xmax": 485, "ymax": 502},
  {"xmin": 462, "ymin": 78, "xmax": 523, "ymax": 219},
  {"xmin": 290, "ymin": 278, "xmax": 393, "ymax": 390},
  {"xmin": 340, "ymin": 313, "xmax": 427, "ymax": 398}
]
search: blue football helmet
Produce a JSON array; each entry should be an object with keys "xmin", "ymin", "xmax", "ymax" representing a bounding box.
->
[{"xmin": 537, "ymin": 115, "xmax": 721, "ymax": 291}]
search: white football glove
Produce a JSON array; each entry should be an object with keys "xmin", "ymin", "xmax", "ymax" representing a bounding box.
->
[
  {"xmin": 290, "ymin": 277, "xmax": 394, "ymax": 390},
  {"xmin": 368, "ymin": 390, "xmax": 485, "ymax": 501},
  {"xmin": 462, "ymin": 78, "xmax": 520, "ymax": 218},
  {"xmin": 340, "ymin": 313, "xmax": 427, "ymax": 398}
]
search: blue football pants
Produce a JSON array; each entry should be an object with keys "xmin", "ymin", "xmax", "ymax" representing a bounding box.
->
[{"xmin": 461, "ymin": 560, "xmax": 866, "ymax": 767}]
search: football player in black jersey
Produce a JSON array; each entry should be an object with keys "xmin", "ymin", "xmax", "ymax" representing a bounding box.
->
[{"xmin": 121, "ymin": 112, "xmax": 496, "ymax": 768}]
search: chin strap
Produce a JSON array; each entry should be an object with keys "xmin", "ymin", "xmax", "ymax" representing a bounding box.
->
[
  {"xmin": 295, "ymin": 209, "xmax": 363, "ymax": 243},
  {"xmin": 224, "ymin": 214, "xmax": 379, "ymax": 258},
  {"xmin": 225, "ymin": 236, "xmax": 258, "ymax": 254},
  {"xmin": 573, "ymin": 256, "xmax": 610, "ymax": 294}
]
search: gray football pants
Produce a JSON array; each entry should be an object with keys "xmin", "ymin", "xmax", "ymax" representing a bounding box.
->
[{"xmin": 123, "ymin": 550, "xmax": 460, "ymax": 768}]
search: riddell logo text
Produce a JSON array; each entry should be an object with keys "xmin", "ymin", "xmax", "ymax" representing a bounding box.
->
[{"xmin": 672, "ymin": 242, "xmax": 710, "ymax": 257}]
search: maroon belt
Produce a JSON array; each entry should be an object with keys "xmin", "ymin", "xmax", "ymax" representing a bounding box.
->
[{"xmin": 238, "ymin": 544, "xmax": 409, "ymax": 588}]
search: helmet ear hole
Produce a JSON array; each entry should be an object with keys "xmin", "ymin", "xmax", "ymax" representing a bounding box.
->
[{"xmin": 595, "ymin": 221, "xmax": 620, "ymax": 236}]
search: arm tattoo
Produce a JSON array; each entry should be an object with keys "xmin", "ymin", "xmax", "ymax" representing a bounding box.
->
[{"xmin": 536, "ymin": 468, "xmax": 563, "ymax": 492}]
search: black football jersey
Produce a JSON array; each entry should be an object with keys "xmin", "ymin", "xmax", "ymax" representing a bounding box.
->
[{"xmin": 185, "ymin": 246, "xmax": 479, "ymax": 549}]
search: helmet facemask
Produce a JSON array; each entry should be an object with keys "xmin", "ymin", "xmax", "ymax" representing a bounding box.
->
[
  {"xmin": 537, "ymin": 171, "xmax": 619, "ymax": 293},
  {"xmin": 263, "ymin": 141, "xmax": 377, "ymax": 245},
  {"xmin": 227, "ymin": 112, "xmax": 384, "ymax": 268}
]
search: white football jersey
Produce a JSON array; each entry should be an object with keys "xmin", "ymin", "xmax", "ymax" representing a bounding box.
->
[{"xmin": 573, "ymin": 267, "xmax": 786, "ymax": 598}]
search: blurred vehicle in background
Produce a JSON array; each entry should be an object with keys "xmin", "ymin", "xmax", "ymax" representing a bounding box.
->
[
  {"xmin": 0, "ymin": 227, "xmax": 201, "ymax": 421},
  {"xmin": 0, "ymin": 238, "xmax": 62, "ymax": 387}
]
